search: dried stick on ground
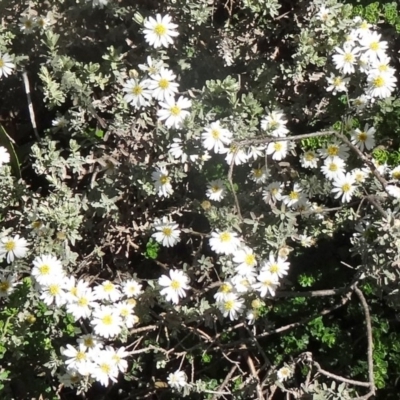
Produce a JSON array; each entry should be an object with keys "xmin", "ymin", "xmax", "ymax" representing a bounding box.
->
[{"xmin": 22, "ymin": 70, "xmax": 40, "ymax": 141}]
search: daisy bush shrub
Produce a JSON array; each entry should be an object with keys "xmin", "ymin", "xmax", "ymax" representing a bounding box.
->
[{"xmin": 2, "ymin": 0, "xmax": 400, "ymax": 398}]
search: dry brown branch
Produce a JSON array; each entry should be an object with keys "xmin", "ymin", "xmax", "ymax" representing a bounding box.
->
[
  {"xmin": 354, "ymin": 287, "xmax": 375, "ymax": 395},
  {"xmin": 227, "ymin": 146, "xmax": 243, "ymax": 220},
  {"xmin": 245, "ymin": 352, "xmax": 265, "ymax": 400},
  {"xmin": 211, "ymin": 364, "xmax": 238, "ymax": 400},
  {"xmin": 22, "ymin": 69, "xmax": 40, "ymax": 141},
  {"xmin": 313, "ymin": 361, "xmax": 370, "ymax": 388}
]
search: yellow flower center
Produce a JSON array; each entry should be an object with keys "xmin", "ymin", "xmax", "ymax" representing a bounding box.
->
[
  {"xmin": 102, "ymin": 315, "xmax": 113, "ymax": 325},
  {"xmin": 120, "ymin": 308, "xmax": 129, "ymax": 317},
  {"xmin": 360, "ymin": 21, "xmax": 368, "ymax": 29},
  {"xmin": 211, "ymin": 185, "xmax": 221, "ymax": 193},
  {"xmin": 333, "ymin": 77, "xmax": 342, "ymax": 86},
  {"xmin": 162, "ymin": 227, "xmax": 172, "ymax": 236},
  {"xmin": 342, "ymin": 183, "xmax": 351, "ymax": 193},
  {"xmin": 344, "ymin": 53, "xmax": 354, "ymax": 63},
  {"xmin": 84, "ymin": 338, "xmax": 94, "ymax": 347},
  {"xmin": 70, "ymin": 287, "xmax": 78, "ymax": 296},
  {"xmin": 0, "ymin": 281, "xmax": 10, "ymax": 292},
  {"xmin": 270, "ymin": 264, "xmax": 279, "ymax": 273},
  {"xmin": 274, "ymin": 142, "xmax": 282, "ymax": 151},
  {"xmin": 305, "ymin": 152, "xmax": 314, "ymax": 161},
  {"xmin": 289, "ymin": 191, "xmax": 299, "ymax": 200},
  {"xmin": 244, "ymin": 254, "xmax": 255, "ymax": 266},
  {"xmin": 39, "ymin": 264, "xmax": 50, "ymax": 275},
  {"xmin": 378, "ymin": 64, "xmax": 388, "ymax": 72},
  {"xmin": 263, "ymin": 279, "xmax": 272, "ymax": 287},
  {"xmin": 224, "ymin": 300, "xmax": 234, "ymax": 311},
  {"xmin": 170, "ymin": 280, "xmax": 181, "ymax": 290},
  {"xmin": 329, "ymin": 163, "xmax": 338, "ymax": 172},
  {"xmin": 327, "ymin": 146, "xmax": 339, "ymax": 156},
  {"xmin": 104, "ymin": 282, "xmax": 114, "ymax": 292},
  {"xmin": 253, "ymin": 169, "xmax": 263, "ymax": 177},
  {"xmin": 160, "ymin": 175, "xmax": 170, "ymax": 185},
  {"xmin": 392, "ymin": 171, "xmax": 400, "ymax": 180},
  {"xmin": 219, "ymin": 232, "xmax": 231, "ymax": 242},
  {"xmin": 220, "ymin": 283, "xmax": 231, "ymax": 293},
  {"xmin": 76, "ymin": 351, "xmax": 86, "ymax": 361},
  {"xmin": 158, "ymin": 78, "xmax": 169, "ymax": 89},
  {"xmin": 100, "ymin": 363, "xmax": 111, "ymax": 374},
  {"xmin": 132, "ymin": 85, "xmax": 143, "ymax": 95},
  {"xmin": 154, "ymin": 23, "xmax": 167, "ymax": 36},
  {"xmin": 370, "ymin": 42, "xmax": 379, "ymax": 51},
  {"xmin": 78, "ymin": 297, "xmax": 88, "ymax": 307},
  {"xmin": 270, "ymin": 120, "xmax": 278, "ymax": 129},
  {"xmin": 211, "ymin": 129, "xmax": 220, "ymax": 139},
  {"xmin": 4, "ymin": 240, "xmax": 15, "ymax": 252},
  {"xmin": 271, "ymin": 188, "xmax": 278, "ymax": 195},
  {"xmin": 49, "ymin": 284, "xmax": 60, "ymax": 296},
  {"xmin": 0, "ymin": 60, "xmax": 4, "ymax": 68},
  {"xmin": 358, "ymin": 132, "xmax": 367, "ymax": 142},
  {"xmin": 170, "ymin": 105, "xmax": 181, "ymax": 116},
  {"xmin": 373, "ymin": 76, "xmax": 384, "ymax": 88}
]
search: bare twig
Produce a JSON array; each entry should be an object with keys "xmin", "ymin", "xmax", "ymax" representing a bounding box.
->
[
  {"xmin": 354, "ymin": 287, "xmax": 375, "ymax": 395},
  {"xmin": 211, "ymin": 364, "xmax": 238, "ymax": 400},
  {"xmin": 313, "ymin": 361, "xmax": 370, "ymax": 388},
  {"xmin": 228, "ymin": 147, "xmax": 243, "ymax": 220},
  {"xmin": 22, "ymin": 70, "xmax": 40, "ymax": 141},
  {"xmin": 245, "ymin": 352, "xmax": 265, "ymax": 400}
]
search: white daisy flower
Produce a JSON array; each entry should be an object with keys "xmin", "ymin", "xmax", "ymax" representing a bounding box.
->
[
  {"xmin": 168, "ymin": 138, "xmax": 188, "ymax": 163},
  {"xmin": 167, "ymin": 370, "xmax": 187, "ymax": 389},
  {"xmin": 0, "ymin": 53, "xmax": 15, "ymax": 78},
  {"xmin": 253, "ymin": 271, "xmax": 279, "ymax": 297},
  {"xmin": 108, "ymin": 345, "xmax": 129, "ymax": 373},
  {"xmin": 250, "ymin": 166, "xmax": 269, "ymax": 184},
  {"xmin": 261, "ymin": 109, "xmax": 289, "ymax": 137},
  {"xmin": 352, "ymin": 168, "xmax": 367, "ymax": 184},
  {"xmin": 247, "ymin": 145, "xmax": 266, "ymax": 161},
  {"xmin": 266, "ymin": 140, "xmax": 288, "ymax": 161},
  {"xmin": 66, "ymin": 287, "xmax": 98, "ymax": 321},
  {"xmin": 91, "ymin": 349, "xmax": 119, "ymax": 386},
  {"xmin": 231, "ymin": 274, "xmax": 255, "ymax": 293},
  {"xmin": 209, "ymin": 230, "xmax": 241, "ymax": 255},
  {"xmin": 143, "ymin": 14, "xmax": 179, "ymax": 49},
  {"xmin": 93, "ymin": 281, "xmax": 122, "ymax": 302},
  {"xmin": 0, "ymin": 235, "xmax": 29, "ymax": 263},
  {"xmin": 367, "ymin": 71, "xmax": 397, "ymax": 99},
  {"xmin": 332, "ymin": 45, "xmax": 360, "ymax": 74},
  {"xmin": 351, "ymin": 95, "xmax": 370, "ymax": 112},
  {"xmin": 91, "ymin": 305, "xmax": 123, "ymax": 339},
  {"xmin": 77, "ymin": 334, "xmax": 104, "ymax": 352},
  {"xmin": 262, "ymin": 181, "xmax": 284, "ymax": 204},
  {"xmin": 39, "ymin": 282, "xmax": 68, "ymax": 307},
  {"xmin": 351, "ymin": 124, "xmax": 376, "ymax": 151},
  {"xmin": 282, "ymin": 183, "xmax": 305, "ymax": 208},
  {"xmin": 300, "ymin": 150, "xmax": 319, "ymax": 169},
  {"xmin": 233, "ymin": 246, "xmax": 257, "ymax": 276},
  {"xmin": 386, "ymin": 185, "xmax": 400, "ymax": 198},
  {"xmin": 19, "ymin": 15, "xmax": 35, "ymax": 34},
  {"xmin": 91, "ymin": 0, "xmax": 110, "ymax": 7},
  {"xmin": 359, "ymin": 31, "xmax": 388, "ymax": 61},
  {"xmin": 122, "ymin": 78, "xmax": 152, "ymax": 109},
  {"xmin": 152, "ymin": 166, "xmax": 173, "ymax": 198},
  {"xmin": 277, "ymin": 366, "xmax": 293, "ymax": 382},
  {"xmin": 316, "ymin": 5, "xmax": 331, "ymax": 22},
  {"xmin": 326, "ymin": 74, "xmax": 349, "ymax": 95},
  {"xmin": 57, "ymin": 369, "xmax": 82, "ymax": 388},
  {"xmin": 157, "ymin": 96, "xmax": 191, "ymax": 129},
  {"xmin": 152, "ymin": 217, "xmax": 181, "ymax": 247},
  {"xmin": 201, "ymin": 121, "xmax": 232, "ymax": 153},
  {"xmin": 331, "ymin": 172, "xmax": 357, "ymax": 203},
  {"xmin": 0, "ymin": 274, "xmax": 18, "ymax": 297},
  {"xmin": 206, "ymin": 179, "xmax": 226, "ymax": 201},
  {"xmin": 217, "ymin": 292, "xmax": 245, "ymax": 320},
  {"xmin": 122, "ymin": 279, "xmax": 143, "ymax": 298},
  {"xmin": 138, "ymin": 56, "xmax": 164, "ymax": 77},
  {"xmin": 321, "ymin": 156, "xmax": 346, "ymax": 180},
  {"xmin": 261, "ymin": 254, "xmax": 290, "ymax": 279},
  {"xmin": 158, "ymin": 269, "xmax": 190, "ymax": 304},
  {"xmin": 318, "ymin": 140, "xmax": 349, "ymax": 160},
  {"xmin": 0, "ymin": 146, "xmax": 10, "ymax": 166},
  {"xmin": 213, "ymin": 281, "xmax": 234, "ymax": 303},
  {"xmin": 62, "ymin": 344, "xmax": 93, "ymax": 375},
  {"xmin": 221, "ymin": 144, "xmax": 249, "ymax": 165},
  {"xmin": 116, "ymin": 301, "xmax": 136, "ymax": 328},
  {"xmin": 148, "ymin": 68, "xmax": 179, "ymax": 101}
]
